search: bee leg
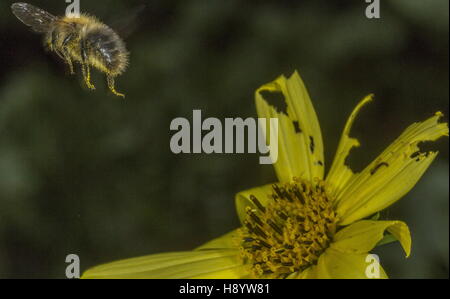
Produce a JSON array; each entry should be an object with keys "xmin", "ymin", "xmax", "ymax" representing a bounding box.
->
[
  {"xmin": 81, "ymin": 63, "xmax": 95, "ymax": 90},
  {"xmin": 49, "ymin": 30, "xmax": 58, "ymax": 53},
  {"xmin": 50, "ymin": 32, "xmax": 75, "ymax": 75},
  {"xmin": 61, "ymin": 34, "xmax": 75, "ymax": 75},
  {"xmin": 63, "ymin": 52, "xmax": 75, "ymax": 75},
  {"xmin": 80, "ymin": 41, "xmax": 95, "ymax": 90},
  {"xmin": 51, "ymin": 41, "xmax": 66, "ymax": 62},
  {"xmin": 54, "ymin": 49, "xmax": 66, "ymax": 61},
  {"xmin": 107, "ymin": 75, "xmax": 125, "ymax": 98},
  {"xmin": 55, "ymin": 48, "xmax": 74, "ymax": 75}
]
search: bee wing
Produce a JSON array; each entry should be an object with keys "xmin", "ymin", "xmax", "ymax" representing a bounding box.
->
[
  {"xmin": 11, "ymin": 2, "xmax": 57, "ymax": 33},
  {"xmin": 109, "ymin": 4, "xmax": 147, "ymax": 39}
]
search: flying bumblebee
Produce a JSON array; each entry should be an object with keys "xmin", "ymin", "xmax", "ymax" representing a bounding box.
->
[{"xmin": 11, "ymin": 2, "xmax": 129, "ymax": 98}]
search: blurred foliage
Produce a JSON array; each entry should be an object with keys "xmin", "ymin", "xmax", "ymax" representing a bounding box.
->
[{"xmin": 0, "ymin": 0, "xmax": 448, "ymax": 278}]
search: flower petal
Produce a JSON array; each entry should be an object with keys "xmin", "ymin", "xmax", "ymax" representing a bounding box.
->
[
  {"xmin": 286, "ymin": 267, "xmax": 317, "ymax": 279},
  {"xmin": 235, "ymin": 183, "xmax": 275, "ymax": 224},
  {"xmin": 314, "ymin": 248, "xmax": 388, "ymax": 279},
  {"xmin": 195, "ymin": 229, "xmax": 239, "ymax": 250},
  {"xmin": 255, "ymin": 71, "xmax": 324, "ymax": 182},
  {"xmin": 82, "ymin": 249, "xmax": 246, "ymax": 279},
  {"xmin": 326, "ymin": 95, "xmax": 373, "ymax": 198},
  {"xmin": 335, "ymin": 112, "xmax": 448, "ymax": 225},
  {"xmin": 331, "ymin": 220, "xmax": 411, "ymax": 257}
]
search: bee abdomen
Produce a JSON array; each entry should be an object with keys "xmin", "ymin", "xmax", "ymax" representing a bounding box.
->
[{"xmin": 84, "ymin": 25, "xmax": 128, "ymax": 76}]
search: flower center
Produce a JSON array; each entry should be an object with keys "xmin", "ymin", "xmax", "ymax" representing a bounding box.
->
[{"xmin": 239, "ymin": 178, "xmax": 337, "ymax": 278}]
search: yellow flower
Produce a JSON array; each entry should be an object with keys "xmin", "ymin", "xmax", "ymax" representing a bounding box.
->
[{"xmin": 82, "ymin": 71, "xmax": 448, "ymax": 279}]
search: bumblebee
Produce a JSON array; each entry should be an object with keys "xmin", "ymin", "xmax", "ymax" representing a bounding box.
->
[{"xmin": 11, "ymin": 2, "xmax": 129, "ymax": 97}]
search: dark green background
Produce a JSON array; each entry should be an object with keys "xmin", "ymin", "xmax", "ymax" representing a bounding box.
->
[{"xmin": 0, "ymin": 0, "xmax": 448, "ymax": 278}]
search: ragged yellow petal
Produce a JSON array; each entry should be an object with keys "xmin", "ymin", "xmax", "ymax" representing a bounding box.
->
[
  {"xmin": 326, "ymin": 95, "xmax": 373, "ymax": 198},
  {"xmin": 82, "ymin": 249, "xmax": 246, "ymax": 279},
  {"xmin": 235, "ymin": 183, "xmax": 275, "ymax": 224},
  {"xmin": 313, "ymin": 248, "xmax": 388, "ymax": 279},
  {"xmin": 331, "ymin": 220, "xmax": 411, "ymax": 257},
  {"xmin": 195, "ymin": 229, "xmax": 240, "ymax": 250},
  {"xmin": 255, "ymin": 71, "xmax": 324, "ymax": 182},
  {"xmin": 335, "ymin": 112, "xmax": 448, "ymax": 225}
]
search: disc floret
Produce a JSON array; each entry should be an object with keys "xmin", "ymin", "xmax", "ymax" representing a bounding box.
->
[{"xmin": 239, "ymin": 178, "xmax": 337, "ymax": 278}]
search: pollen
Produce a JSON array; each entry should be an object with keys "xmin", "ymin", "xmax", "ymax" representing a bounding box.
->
[{"xmin": 239, "ymin": 177, "xmax": 338, "ymax": 278}]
